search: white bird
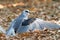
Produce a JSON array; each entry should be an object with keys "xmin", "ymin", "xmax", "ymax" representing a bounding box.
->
[{"xmin": 0, "ymin": 9, "xmax": 60, "ymax": 37}]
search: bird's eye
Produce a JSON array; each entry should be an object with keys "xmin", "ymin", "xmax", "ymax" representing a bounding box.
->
[{"xmin": 25, "ymin": 11, "xmax": 29, "ymax": 13}]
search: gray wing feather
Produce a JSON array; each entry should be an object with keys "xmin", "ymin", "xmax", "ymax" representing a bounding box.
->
[
  {"xmin": 6, "ymin": 15, "xmax": 24, "ymax": 36},
  {"xmin": 17, "ymin": 19, "xmax": 60, "ymax": 33},
  {"xmin": 43, "ymin": 22, "xmax": 60, "ymax": 29},
  {"xmin": 36, "ymin": 21, "xmax": 60, "ymax": 30}
]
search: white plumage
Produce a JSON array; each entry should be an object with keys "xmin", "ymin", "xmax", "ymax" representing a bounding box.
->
[{"xmin": 0, "ymin": 9, "xmax": 60, "ymax": 37}]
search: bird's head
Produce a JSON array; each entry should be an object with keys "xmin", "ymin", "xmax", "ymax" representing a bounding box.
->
[
  {"xmin": 20, "ymin": 9, "xmax": 35, "ymax": 20},
  {"xmin": 19, "ymin": 9, "xmax": 30, "ymax": 20},
  {"xmin": 22, "ymin": 9, "xmax": 35, "ymax": 16},
  {"xmin": 22, "ymin": 9, "xmax": 30, "ymax": 16}
]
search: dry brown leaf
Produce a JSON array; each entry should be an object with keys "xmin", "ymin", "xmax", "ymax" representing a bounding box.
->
[
  {"xmin": 12, "ymin": 2, "xmax": 25, "ymax": 7},
  {"xmin": 0, "ymin": 4, "xmax": 4, "ymax": 9}
]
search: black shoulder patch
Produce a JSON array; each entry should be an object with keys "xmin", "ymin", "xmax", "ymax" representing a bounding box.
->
[{"xmin": 22, "ymin": 18, "xmax": 36, "ymax": 26}]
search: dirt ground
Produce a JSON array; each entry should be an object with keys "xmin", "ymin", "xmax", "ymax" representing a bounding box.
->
[{"xmin": 0, "ymin": 0, "xmax": 60, "ymax": 40}]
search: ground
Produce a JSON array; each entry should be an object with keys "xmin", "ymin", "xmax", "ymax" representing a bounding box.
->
[{"xmin": 0, "ymin": 0, "xmax": 60, "ymax": 40}]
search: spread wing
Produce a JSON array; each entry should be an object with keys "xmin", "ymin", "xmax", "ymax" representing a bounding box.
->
[
  {"xmin": 17, "ymin": 18, "xmax": 60, "ymax": 33},
  {"xmin": 16, "ymin": 18, "xmax": 36, "ymax": 33},
  {"xmin": 6, "ymin": 16, "xmax": 24, "ymax": 36}
]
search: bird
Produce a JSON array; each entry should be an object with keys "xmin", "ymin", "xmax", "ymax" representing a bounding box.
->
[{"xmin": 0, "ymin": 9, "xmax": 60, "ymax": 37}]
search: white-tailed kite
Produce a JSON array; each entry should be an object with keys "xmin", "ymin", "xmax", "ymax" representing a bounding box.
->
[{"xmin": 0, "ymin": 9, "xmax": 60, "ymax": 37}]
